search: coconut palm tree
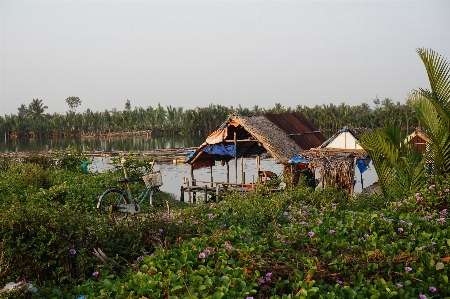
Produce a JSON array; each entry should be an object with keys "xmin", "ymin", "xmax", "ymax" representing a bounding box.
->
[
  {"xmin": 28, "ymin": 99, "xmax": 48, "ymax": 120},
  {"xmin": 408, "ymin": 48, "xmax": 450, "ymax": 175}
]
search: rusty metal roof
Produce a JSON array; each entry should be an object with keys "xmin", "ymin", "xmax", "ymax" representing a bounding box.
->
[{"xmin": 263, "ymin": 112, "xmax": 326, "ymax": 150}]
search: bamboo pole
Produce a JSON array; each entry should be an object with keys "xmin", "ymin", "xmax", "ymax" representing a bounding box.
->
[
  {"xmin": 241, "ymin": 156, "xmax": 244, "ymax": 184},
  {"xmin": 234, "ymin": 132, "xmax": 237, "ymax": 183}
]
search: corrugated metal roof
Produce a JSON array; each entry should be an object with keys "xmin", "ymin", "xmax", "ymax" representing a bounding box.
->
[{"xmin": 263, "ymin": 112, "xmax": 326, "ymax": 150}]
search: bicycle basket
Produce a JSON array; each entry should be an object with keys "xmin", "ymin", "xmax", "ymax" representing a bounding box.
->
[{"xmin": 142, "ymin": 172, "xmax": 163, "ymax": 187}]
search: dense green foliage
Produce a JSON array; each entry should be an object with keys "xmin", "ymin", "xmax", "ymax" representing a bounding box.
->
[
  {"xmin": 359, "ymin": 48, "xmax": 450, "ymax": 198},
  {"xmin": 0, "ymin": 99, "xmax": 416, "ymax": 138},
  {"xmin": 359, "ymin": 125, "xmax": 428, "ymax": 199},
  {"xmin": 1, "ymin": 155, "xmax": 449, "ymax": 299},
  {"xmin": 409, "ymin": 48, "xmax": 450, "ymax": 175}
]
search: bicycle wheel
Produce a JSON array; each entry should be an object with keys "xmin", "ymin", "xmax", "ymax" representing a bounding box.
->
[
  {"xmin": 98, "ymin": 188, "xmax": 129, "ymax": 219},
  {"xmin": 150, "ymin": 188, "xmax": 170, "ymax": 215}
]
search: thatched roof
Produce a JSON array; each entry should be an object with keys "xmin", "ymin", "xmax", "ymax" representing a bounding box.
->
[
  {"xmin": 186, "ymin": 112, "xmax": 326, "ymax": 167},
  {"xmin": 232, "ymin": 114, "xmax": 305, "ymax": 163}
]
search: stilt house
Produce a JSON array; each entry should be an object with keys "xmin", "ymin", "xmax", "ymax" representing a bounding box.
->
[{"xmin": 185, "ymin": 112, "xmax": 326, "ymax": 184}]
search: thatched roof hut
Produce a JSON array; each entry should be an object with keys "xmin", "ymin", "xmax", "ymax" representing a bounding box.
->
[
  {"xmin": 404, "ymin": 129, "xmax": 431, "ymax": 154},
  {"xmin": 186, "ymin": 112, "xmax": 326, "ymax": 169},
  {"xmin": 288, "ymin": 126, "xmax": 371, "ymax": 194}
]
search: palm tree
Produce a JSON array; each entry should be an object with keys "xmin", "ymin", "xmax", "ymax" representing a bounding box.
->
[
  {"xmin": 28, "ymin": 99, "xmax": 48, "ymax": 120},
  {"xmin": 408, "ymin": 48, "xmax": 450, "ymax": 175}
]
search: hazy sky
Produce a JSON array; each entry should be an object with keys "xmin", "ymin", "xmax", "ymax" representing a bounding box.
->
[{"xmin": 1, "ymin": 0, "xmax": 449, "ymax": 115}]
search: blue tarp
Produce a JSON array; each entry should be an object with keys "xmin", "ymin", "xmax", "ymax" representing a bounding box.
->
[
  {"xmin": 356, "ymin": 157, "xmax": 371, "ymax": 173},
  {"xmin": 288, "ymin": 155, "xmax": 310, "ymax": 164},
  {"xmin": 202, "ymin": 144, "xmax": 236, "ymax": 157}
]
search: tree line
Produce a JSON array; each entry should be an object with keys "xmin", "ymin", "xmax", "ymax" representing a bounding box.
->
[{"xmin": 0, "ymin": 96, "xmax": 418, "ymax": 139}]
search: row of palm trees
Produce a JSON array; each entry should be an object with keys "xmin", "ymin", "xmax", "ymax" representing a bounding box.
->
[{"xmin": 0, "ymin": 97, "xmax": 418, "ymax": 139}]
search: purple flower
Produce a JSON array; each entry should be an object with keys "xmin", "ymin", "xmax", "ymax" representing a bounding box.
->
[
  {"xmin": 398, "ymin": 227, "xmax": 403, "ymax": 233},
  {"xmin": 429, "ymin": 286, "xmax": 436, "ymax": 292},
  {"xmin": 411, "ymin": 238, "xmax": 415, "ymax": 242},
  {"xmin": 257, "ymin": 278, "xmax": 265, "ymax": 285},
  {"xmin": 265, "ymin": 272, "xmax": 272, "ymax": 282},
  {"xmin": 422, "ymin": 246, "xmax": 426, "ymax": 250},
  {"xmin": 193, "ymin": 220, "xmax": 198, "ymax": 225},
  {"xmin": 207, "ymin": 213, "xmax": 214, "ymax": 218},
  {"xmin": 158, "ymin": 229, "xmax": 163, "ymax": 233},
  {"xmin": 419, "ymin": 295, "xmax": 427, "ymax": 299},
  {"xmin": 18, "ymin": 279, "xmax": 26, "ymax": 285},
  {"xmin": 222, "ymin": 224, "xmax": 227, "ymax": 227},
  {"xmin": 438, "ymin": 191, "xmax": 443, "ymax": 195},
  {"xmin": 203, "ymin": 249, "xmax": 211, "ymax": 254},
  {"xmin": 93, "ymin": 271, "xmax": 99, "ymax": 277},
  {"xmin": 247, "ymin": 232, "xmax": 252, "ymax": 236},
  {"xmin": 405, "ymin": 266, "xmax": 412, "ymax": 272},
  {"xmin": 137, "ymin": 256, "xmax": 143, "ymax": 261},
  {"xmin": 276, "ymin": 223, "xmax": 281, "ymax": 227},
  {"xmin": 400, "ymin": 220, "xmax": 405, "ymax": 224},
  {"xmin": 198, "ymin": 252, "xmax": 206, "ymax": 259},
  {"xmin": 436, "ymin": 217, "xmax": 446, "ymax": 223},
  {"xmin": 225, "ymin": 243, "xmax": 232, "ymax": 250},
  {"xmin": 317, "ymin": 220, "xmax": 323, "ymax": 225},
  {"xmin": 131, "ymin": 263, "xmax": 137, "ymax": 268},
  {"xmin": 143, "ymin": 251, "xmax": 149, "ymax": 255},
  {"xmin": 178, "ymin": 220, "xmax": 183, "ymax": 224},
  {"xmin": 445, "ymin": 189, "xmax": 449, "ymax": 193},
  {"xmin": 429, "ymin": 184, "xmax": 435, "ymax": 190},
  {"xmin": 308, "ymin": 231, "xmax": 314, "ymax": 237},
  {"xmin": 69, "ymin": 248, "xmax": 76, "ymax": 255},
  {"xmin": 329, "ymin": 229, "xmax": 336, "ymax": 234},
  {"xmin": 407, "ymin": 222, "xmax": 412, "ymax": 227},
  {"xmin": 336, "ymin": 279, "xmax": 342, "ymax": 285},
  {"xmin": 283, "ymin": 211, "xmax": 289, "ymax": 216},
  {"xmin": 431, "ymin": 241, "xmax": 436, "ymax": 245},
  {"xmin": 277, "ymin": 234, "xmax": 282, "ymax": 239},
  {"xmin": 246, "ymin": 297, "xmax": 254, "ymax": 299},
  {"xmin": 150, "ymin": 253, "xmax": 156, "ymax": 257},
  {"xmin": 396, "ymin": 283, "xmax": 403, "ymax": 288},
  {"xmin": 364, "ymin": 234, "xmax": 369, "ymax": 238}
]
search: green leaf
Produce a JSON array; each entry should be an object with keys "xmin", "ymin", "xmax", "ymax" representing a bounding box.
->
[
  {"xmin": 212, "ymin": 291, "xmax": 225, "ymax": 299},
  {"xmin": 436, "ymin": 263, "xmax": 445, "ymax": 270},
  {"xmin": 171, "ymin": 285, "xmax": 183, "ymax": 293}
]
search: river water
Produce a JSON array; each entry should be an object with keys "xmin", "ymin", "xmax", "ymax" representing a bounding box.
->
[{"xmin": 1, "ymin": 136, "xmax": 377, "ymax": 198}]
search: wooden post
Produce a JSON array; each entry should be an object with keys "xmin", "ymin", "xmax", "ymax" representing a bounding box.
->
[
  {"xmin": 190, "ymin": 164, "xmax": 194, "ymax": 181},
  {"xmin": 210, "ymin": 164, "xmax": 213, "ymax": 187},
  {"xmin": 350, "ymin": 157, "xmax": 357, "ymax": 196},
  {"xmin": 180, "ymin": 185, "xmax": 185, "ymax": 202},
  {"xmin": 241, "ymin": 156, "xmax": 244, "ymax": 184},
  {"xmin": 204, "ymin": 185, "xmax": 208, "ymax": 203},
  {"xmin": 234, "ymin": 132, "xmax": 238, "ymax": 183},
  {"xmin": 226, "ymin": 161, "xmax": 230, "ymax": 183},
  {"xmin": 192, "ymin": 179, "xmax": 197, "ymax": 203},
  {"xmin": 360, "ymin": 172, "xmax": 364, "ymax": 190},
  {"xmin": 186, "ymin": 179, "xmax": 192, "ymax": 204}
]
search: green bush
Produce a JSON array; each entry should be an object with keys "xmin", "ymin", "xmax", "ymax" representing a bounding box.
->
[{"xmin": 1, "ymin": 162, "xmax": 450, "ymax": 298}]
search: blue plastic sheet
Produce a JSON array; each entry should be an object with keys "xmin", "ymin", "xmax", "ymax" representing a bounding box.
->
[
  {"xmin": 202, "ymin": 144, "xmax": 236, "ymax": 157},
  {"xmin": 288, "ymin": 155, "xmax": 310, "ymax": 164},
  {"xmin": 356, "ymin": 157, "xmax": 371, "ymax": 173}
]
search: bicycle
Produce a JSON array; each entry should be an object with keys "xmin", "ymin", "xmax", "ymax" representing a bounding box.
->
[{"xmin": 97, "ymin": 161, "xmax": 170, "ymax": 220}]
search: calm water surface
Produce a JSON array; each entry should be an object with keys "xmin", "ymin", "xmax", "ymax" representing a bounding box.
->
[{"xmin": 1, "ymin": 135, "xmax": 377, "ymax": 198}]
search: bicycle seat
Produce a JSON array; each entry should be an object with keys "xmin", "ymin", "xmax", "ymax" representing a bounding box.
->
[{"xmin": 118, "ymin": 177, "xmax": 132, "ymax": 183}]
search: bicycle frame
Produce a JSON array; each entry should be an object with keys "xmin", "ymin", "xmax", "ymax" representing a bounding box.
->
[{"xmin": 119, "ymin": 165, "xmax": 160, "ymax": 213}]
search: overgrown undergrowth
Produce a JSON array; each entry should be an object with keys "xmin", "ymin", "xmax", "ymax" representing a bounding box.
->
[{"xmin": 1, "ymin": 156, "xmax": 449, "ymax": 298}]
